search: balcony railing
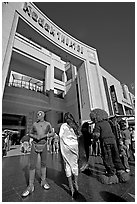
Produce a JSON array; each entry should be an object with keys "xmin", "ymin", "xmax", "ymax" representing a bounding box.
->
[
  {"xmin": 7, "ymin": 79, "xmax": 66, "ymax": 99},
  {"xmin": 8, "ymin": 79, "xmax": 44, "ymax": 94}
]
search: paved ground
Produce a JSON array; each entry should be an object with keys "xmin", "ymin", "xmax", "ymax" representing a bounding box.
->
[{"xmin": 2, "ymin": 145, "xmax": 135, "ymax": 202}]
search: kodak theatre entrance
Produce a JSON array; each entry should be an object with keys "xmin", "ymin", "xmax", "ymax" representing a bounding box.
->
[{"xmin": 2, "ymin": 2, "xmax": 108, "ymax": 129}]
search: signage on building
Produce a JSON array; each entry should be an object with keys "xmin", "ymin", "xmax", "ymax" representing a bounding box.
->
[
  {"xmin": 110, "ymin": 85, "xmax": 119, "ymax": 114},
  {"xmin": 23, "ymin": 2, "xmax": 84, "ymax": 55}
]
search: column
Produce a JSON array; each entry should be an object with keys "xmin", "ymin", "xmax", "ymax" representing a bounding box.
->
[
  {"xmin": 2, "ymin": 10, "xmax": 19, "ymax": 95},
  {"xmin": 48, "ymin": 56, "xmax": 55, "ymax": 103},
  {"xmin": 44, "ymin": 66, "xmax": 47, "ymax": 93},
  {"xmin": 62, "ymin": 72, "xmax": 67, "ymax": 95},
  {"xmin": 49, "ymin": 58, "xmax": 54, "ymax": 90}
]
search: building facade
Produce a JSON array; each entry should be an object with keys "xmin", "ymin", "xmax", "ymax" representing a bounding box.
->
[{"xmin": 2, "ymin": 2, "xmax": 134, "ymax": 139}]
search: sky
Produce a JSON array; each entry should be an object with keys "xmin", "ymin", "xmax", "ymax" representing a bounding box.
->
[{"xmin": 34, "ymin": 2, "xmax": 135, "ymax": 93}]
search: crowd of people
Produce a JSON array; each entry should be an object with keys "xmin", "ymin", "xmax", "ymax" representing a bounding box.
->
[
  {"xmin": 88, "ymin": 118, "xmax": 135, "ymax": 173},
  {"xmin": 2, "ymin": 130, "xmax": 20, "ymax": 156},
  {"xmin": 20, "ymin": 109, "xmax": 135, "ymax": 198},
  {"xmin": 47, "ymin": 132, "xmax": 59, "ymax": 154}
]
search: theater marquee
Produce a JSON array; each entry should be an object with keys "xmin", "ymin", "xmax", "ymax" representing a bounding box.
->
[{"xmin": 23, "ymin": 2, "xmax": 84, "ymax": 55}]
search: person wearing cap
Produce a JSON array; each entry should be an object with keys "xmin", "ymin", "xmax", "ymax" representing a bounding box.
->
[{"xmin": 22, "ymin": 111, "xmax": 54, "ymax": 197}]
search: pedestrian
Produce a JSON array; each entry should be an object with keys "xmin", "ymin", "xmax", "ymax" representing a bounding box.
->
[
  {"xmin": 119, "ymin": 139, "xmax": 130, "ymax": 173},
  {"xmin": 47, "ymin": 136, "xmax": 53, "ymax": 153},
  {"xmin": 22, "ymin": 110, "xmax": 54, "ymax": 197},
  {"xmin": 80, "ymin": 122, "xmax": 92, "ymax": 171},
  {"xmin": 53, "ymin": 132, "xmax": 59, "ymax": 154},
  {"xmin": 20, "ymin": 133, "xmax": 30, "ymax": 154},
  {"xmin": 129, "ymin": 126, "xmax": 135, "ymax": 159},
  {"xmin": 121, "ymin": 123, "xmax": 131, "ymax": 151},
  {"xmin": 59, "ymin": 112, "xmax": 80, "ymax": 197},
  {"xmin": 90, "ymin": 108, "xmax": 129, "ymax": 184}
]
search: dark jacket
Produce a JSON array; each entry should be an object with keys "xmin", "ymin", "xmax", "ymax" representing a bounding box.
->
[{"xmin": 93, "ymin": 120, "xmax": 116, "ymax": 144}]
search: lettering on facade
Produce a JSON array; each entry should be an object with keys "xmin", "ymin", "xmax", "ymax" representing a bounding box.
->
[{"xmin": 23, "ymin": 2, "xmax": 84, "ymax": 55}]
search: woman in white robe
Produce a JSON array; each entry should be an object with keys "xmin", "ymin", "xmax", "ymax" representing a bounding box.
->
[{"xmin": 59, "ymin": 112, "xmax": 79, "ymax": 197}]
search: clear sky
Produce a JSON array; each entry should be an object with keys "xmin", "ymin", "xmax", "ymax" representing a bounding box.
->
[{"xmin": 34, "ymin": 2, "xmax": 135, "ymax": 94}]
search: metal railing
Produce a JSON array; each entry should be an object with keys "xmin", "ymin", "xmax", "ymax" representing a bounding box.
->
[{"xmin": 8, "ymin": 79, "xmax": 44, "ymax": 93}]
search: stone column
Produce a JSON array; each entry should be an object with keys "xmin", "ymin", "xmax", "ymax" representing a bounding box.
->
[{"xmin": 2, "ymin": 8, "xmax": 19, "ymax": 95}]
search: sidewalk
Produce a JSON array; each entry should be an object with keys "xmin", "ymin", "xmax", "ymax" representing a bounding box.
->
[{"xmin": 2, "ymin": 146, "xmax": 135, "ymax": 202}]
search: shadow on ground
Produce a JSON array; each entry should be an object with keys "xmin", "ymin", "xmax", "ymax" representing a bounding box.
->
[
  {"xmin": 100, "ymin": 191, "xmax": 126, "ymax": 202},
  {"xmin": 47, "ymin": 167, "xmax": 87, "ymax": 202}
]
